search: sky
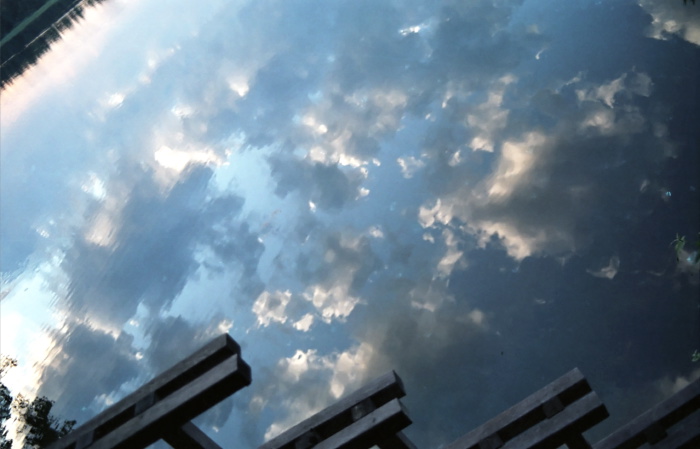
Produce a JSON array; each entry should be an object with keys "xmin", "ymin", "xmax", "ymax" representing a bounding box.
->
[{"xmin": 0, "ymin": 0, "xmax": 699, "ymax": 447}]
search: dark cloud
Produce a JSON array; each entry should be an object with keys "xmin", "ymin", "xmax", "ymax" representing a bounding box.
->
[
  {"xmin": 297, "ymin": 231, "xmax": 382, "ymax": 294},
  {"xmin": 201, "ymin": 195, "xmax": 266, "ymax": 298},
  {"xmin": 269, "ymin": 157, "xmax": 366, "ymax": 211},
  {"xmin": 60, "ymin": 164, "xmax": 213, "ymax": 326},
  {"xmin": 0, "ymin": 108, "xmax": 102, "ymax": 275},
  {"xmin": 37, "ymin": 325, "xmax": 141, "ymax": 424},
  {"xmin": 59, "ymin": 162, "xmax": 264, "ymax": 329}
]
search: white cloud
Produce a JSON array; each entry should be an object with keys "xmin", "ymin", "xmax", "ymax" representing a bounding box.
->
[
  {"xmin": 416, "ymin": 129, "xmax": 566, "ymax": 261},
  {"xmin": 576, "ymin": 72, "xmax": 653, "ymax": 109},
  {"xmin": 154, "ymin": 145, "xmax": 224, "ymax": 173},
  {"xmin": 487, "ymin": 132, "xmax": 547, "ymax": 200},
  {"xmin": 303, "ymin": 284, "xmax": 361, "ymax": 323},
  {"xmin": 83, "ymin": 194, "xmax": 122, "ymax": 247},
  {"xmin": 656, "ymin": 367, "xmax": 700, "ymax": 398},
  {"xmin": 277, "ymin": 349, "xmax": 327, "ymax": 383},
  {"xmin": 227, "ymin": 76, "xmax": 251, "ymax": 97},
  {"xmin": 418, "ymin": 198, "xmax": 454, "ymax": 229},
  {"xmin": 639, "ymin": 0, "xmax": 700, "ymax": 46},
  {"xmin": 587, "ymin": 255, "xmax": 620, "ymax": 280},
  {"xmin": 415, "ymin": 67, "xmax": 671, "ymax": 265},
  {"xmin": 265, "ymin": 343, "xmax": 375, "ymax": 440},
  {"xmin": 481, "ymin": 222, "xmax": 549, "ymax": 261},
  {"xmin": 252, "ymin": 290, "xmax": 292, "ymax": 327},
  {"xmin": 80, "ymin": 172, "xmax": 108, "ymax": 201},
  {"xmin": 467, "ymin": 74, "xmax": 516, "ymax": 152},
  {"xmin": 327, "ymin": 343, "xmax": 374, "ymax": 399},
  {"xmin": 293, "ymin": 313, "xmax": 315, "ymax": 332},
  {"xmin": 301, "ymin": 114, "xmax": 329, "ymax": 135},
  {"xmin": 579, "ymin": 106, "xmax": 617, "ymax": 134},
  {"xmin": 436, "ymin": 228, "xmax": 464, "ymax": 278},
  {"xmin": 455, "ymin": 308, "xmax": 488, "ymax": 328},
  {"xmin": 579, "ymin": 74, "xmax": 626, "ymax": 108},
  {"xmin": 367, "ymin": 226, "xmax": 384, "ymax": 239},
  {"xmin": 397, "ymin": 156, "xmax": 426, "ymax": 178}
]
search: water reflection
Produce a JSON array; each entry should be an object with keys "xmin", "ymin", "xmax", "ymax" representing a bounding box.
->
[
  {"xmin": 0, "ymin": 0, "xmax": 112, "ymax": 88},
  {"xmin": 1, "ymin": 0, "xmax": 699, "ymax": 448}
]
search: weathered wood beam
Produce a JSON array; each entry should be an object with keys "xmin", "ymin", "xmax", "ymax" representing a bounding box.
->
[
  {"xmin": 593, "ymin": 376, "xmax": 700, "ymax": 449},
  {"xmin": 47, "ymin": 334, "xmax": 250, "ymax": 449},
  {"xmin": 163, "ymin": 421, "xmax": 223, "ymax": 449},
  {"xmin": 376, "ymin": 431, "xmax": 419, "ymax": 449},
  {"xmin": 90, "ymin": 354, "xmax": 249, "ymax": 449},
  {"xmin": 312, "ymin": 398, "xmax": 412, "ymax": 449},
  {"xmin": 445, "ymin": 368, "xmax": 608, "ymax": 449},
  {"xmin": 258, "ymin": 371, "xmax": 407, "ymax": 449},
  {"xmin": 500, "ymin": 391, "xmax": 606, "ymax": 449},
  {"xmin": 650, "ymin": 407, "xmax": 700, "ymax": 449}
]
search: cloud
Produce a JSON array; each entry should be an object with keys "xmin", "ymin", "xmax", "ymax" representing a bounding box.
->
[
  {"xmin": 417, "ymin": 68, "xmax": 677, "ymax": 263},
  {"xmin": 466, "ymin": 74, "xmax": 516, "ymax": 152},
  {"xmin": 249, "ymin": 227, "xmax": 385, "ymax": 335},
  {"xmin": 292, "ymin": 314, "xmax": 315, "ymax": 332},
  {"xmin": 576, "ymin": 72, "xmax": 653, "ymax": 109},
  {"xmin": 587, "ymin": 255, "xmax": 621, "ymax": 280},
  {"xmin": 52, "ymin": 158, "xmax": 266, "ymax": 335},
  {"xmin": 297, "ymin": 231, "xmax": 382, "ymax": 322},
  {"xmin": 397, "ymin": 156, "xmax": 426, "ymax": 179},
  {"xmin": 269, "ymin": 158, "xmax": 367, "ymax": 211},
  {"xmin": 656, "ymin": 367, "xmax": 700, "ymax": 397},
  {"xmin": 639, "ymin": 0, "xmax": 700, "ymax": 46},
  {"xmin": 261, "ymin": 342, "xmax": 376, "ymax": 441},
  {"xmin": 252, "ymin": 290, "xmax": 292, "ymax": 327},
  {"xmin": 36, "ymin": 324, "xmax": 141, "ymax": 424},
  {"xmin": 302, "ymin": 284, "xmax": 361, "ymax": 324},
  {"xmin": 59, "ymin": 165, "xmax": 217, "ymax": 327}
]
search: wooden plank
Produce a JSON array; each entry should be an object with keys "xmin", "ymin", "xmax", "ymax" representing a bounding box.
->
[
  {"xmin": 649, "ymin": 407, "xmax": 700, "ymax": 449},
  {"xmin": 49, "ymin": 334, "xmax": 243, "ymax": 449},
  {"xmin": 89, "ymin": 354, "xmax": 250, "ymax": 449},
  {"xmin": 500, "ymin": 391, "xmax": 607, "ymax": 449},
  {"xmin": 376, "ymin": 431, "xmax": 419, "ymax": 449},
  {"xmin": 567, "ymin": 434, "xmax": 594, "ymax": 449},
  {"xmin": 594, "ymin": 377, "xmax": 700, "ymax": 449},
  {"xmin": 445, "ymin": 368, "xmax": 601, "ymax": 449},
  {"xmin": 258, "ymin": 371, "xmax": 406, "ymax": 449},
  {"xmin": 163, "ymin": 421, "xmax": 223, "ymax": 449},
  {"xmin": 313, "ymin": 398, "xmax": 412, "ymax": 449}
]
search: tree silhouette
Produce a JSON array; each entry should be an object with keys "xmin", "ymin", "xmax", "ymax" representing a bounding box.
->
[
  {"xmin": 1, "ymin": 356, "xmax": 18, "ymax": 449},
  {"xmin": 0, "ymin": 356, "xmax": 75, "ymax": 449},
  {"xmin": 12, "ymin": 395, "xmax": 75, "ymax": 448}
]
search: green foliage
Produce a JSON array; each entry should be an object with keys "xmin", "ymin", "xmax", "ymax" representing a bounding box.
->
[
  {"xmin": 692, "ymin": 350, "xmax": 700, "ymax": 363},
  {"xmin": 13, "ymin": 395, "xmax": 75, "ymax": 448},
  {"xmin": 670, "ymin": 233, "xmax": 686, "ymax": 258},
  {"xmin": 1, "ymin": 384, "xmax": 12, "ymax": 449},
  {"xmin": 673, "ymin": 234, "xmax": 700, "ymax": 362},
  {"xmin": 0, "ymin": 356, "xmax": 75, "ymax": 449},
  {"xmin": 1, "ymin": 356, "xmax": 17, "ymax": 449},
  {"xmin": 671, "ymin": 232, "xmax": 700, "ymax": 264}
]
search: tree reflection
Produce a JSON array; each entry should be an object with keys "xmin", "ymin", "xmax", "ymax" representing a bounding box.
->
[
  {"xmin": 0, "ymin": 0, "xmax": 109, "ymax": 89},
  {"xmin": 1, "ymin": 356, "xmax": 75, "ymax": 449}
]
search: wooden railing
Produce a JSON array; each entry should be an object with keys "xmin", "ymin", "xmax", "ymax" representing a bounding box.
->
[
  {"xmin": 48, "ymin": 334, "xmax": 699, "ymax": 449},
  {"xmin": 445, "ymin": 368, "xmax": 607, "ymax": 449},
  {"xmin": 46, "ymin": 334, "xmax": 251, "ymax": 449},
  {"xmin": 258, "ymin": 371, "xmax": 414, "ymax": 449}
]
